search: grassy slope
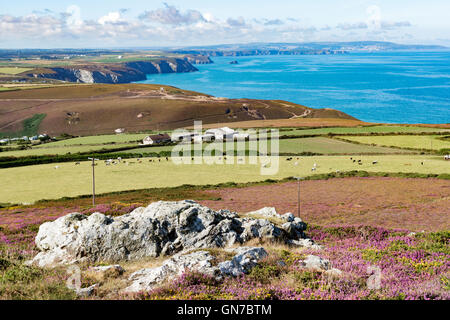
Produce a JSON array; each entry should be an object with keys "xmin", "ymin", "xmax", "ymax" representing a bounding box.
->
[
  {"xmin": 0, "ymin": 67, "xmax": 33, "ymax": 75},
  {"xmin": 0, "ymin": 84, "xmax": 359, "ymax": 137},
  {"xmin": 0, "ymin": 114, "xmax": 46, "ymax": 138},
  {"xmin": 340, "ymin": 135, "xmax": 450, "ymax": 151},
  {"xmin": 286, "ymin": 126, "xmax": 450, "ymax": 135}
]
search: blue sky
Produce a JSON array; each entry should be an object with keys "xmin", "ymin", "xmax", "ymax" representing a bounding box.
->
[{"xmin": 1, "ymin": 0, "xmax": 449, "ymax": 48}]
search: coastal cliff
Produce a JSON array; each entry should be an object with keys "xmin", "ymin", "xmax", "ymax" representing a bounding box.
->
[{"xmin": 28, "ymin": 59, "xmax": 198, "ymax": 84}]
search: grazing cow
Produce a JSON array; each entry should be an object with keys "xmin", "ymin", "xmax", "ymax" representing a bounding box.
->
[
  {"xmin": 444, "ymin": 155, "xmax": 450, "ymax": 161},
  {"xmin": 311, "ymin": 167, "xmax": 316, "ymax": 171},
  {"xmin": 358, "ymin": 162, "xmax": 363, "ymax": 165},
  {"xmin": 54, "ymin": 166, "xmax": 59, "ymax": 169},
  {"xmin": 372, "ymin": 161, "xmax": 378, "ymax": 165},
  {"xmin": 166, "ymin": 157, "xmax": 169, "ymax": 161},
  {"xmin": 75, "ymin": 162, "xmax": 80, "ymax": 165}
]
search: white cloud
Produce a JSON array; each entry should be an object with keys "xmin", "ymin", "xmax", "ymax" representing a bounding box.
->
[
  {"xmin": 139, "ymin": 3, "xmax": 205, "ymax": 25},
  {"xmin": 0, "ymin": 3, "xmax": 423, "ymax": 47},
  {"xmin": 98, "ymin": 12, "xmax": 121, "ymax": 25}
]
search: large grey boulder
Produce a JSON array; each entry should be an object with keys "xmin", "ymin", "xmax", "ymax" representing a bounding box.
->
[
  {"xmin": 125, "ymin": 247, "xmax": 267, "ymax": 293},
  {"xmin": 29, "ymin": 201, "xmax": 312, "ymax": 267}
]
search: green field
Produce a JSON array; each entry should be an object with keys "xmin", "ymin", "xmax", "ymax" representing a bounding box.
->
[
  {"xmin": 340, "ymin": 135, "xmax": 450, "ymax": 151},
  {"xmin": 0, "ymin": 155, "xmax": 447, "ymax": 204},
  {"xmin": 283, "ymin": 126, "xmax": 450, "ymax": 136},
  {"xmin": 0, "ymin": 143, "xmax": 139, "ymax": 157},
  {"xmin": 0, "ymin": 113, "xmax": 47, "ymax": 139},
  {"xmin": 0, "ymin": 67, "xmax": 33, "ymax": 75},
  {"xmin": 122, "ymin": 137, "xmax": 411, "ymax": 156},
  {"xmin": 34, "ymin": 133, "xmax": 153, "ymax": 148}
]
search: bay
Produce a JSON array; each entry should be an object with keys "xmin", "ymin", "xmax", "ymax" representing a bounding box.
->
[{"xmin": 136, "ymin": 51, "xmax": 450, "ymax": 124}]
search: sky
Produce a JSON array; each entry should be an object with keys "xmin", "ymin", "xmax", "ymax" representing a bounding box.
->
[{"xmin": 1, "ymin": 0, "xmax": 449, "ymax": 48}]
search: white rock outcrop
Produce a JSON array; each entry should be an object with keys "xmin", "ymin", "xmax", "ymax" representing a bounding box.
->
[
  {"xmin": 300, "ymin": 255, "xmax": 331, "ymax": 271},
  {"xmin": 29, "ymin": 201, "xmax": 313, "ymax": 267},
  {"xmin": 125, "ymin": 247, "xmax": 267, "ymax": 293}
]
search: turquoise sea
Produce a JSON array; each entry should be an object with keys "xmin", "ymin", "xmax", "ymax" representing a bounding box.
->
[{"xmin": 137, "ymin": 51, "xmax": 450, "ymax": 124}]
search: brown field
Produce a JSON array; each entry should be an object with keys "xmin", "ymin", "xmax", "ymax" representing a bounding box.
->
[
  {"xmin": 0, "ymin": 84, "xmax": 357, "ymax": 136},
  {"xmin": 198, "ymin": 177, "xmax": 450, "ymax": 232},
  {"xmin": 194, "ymin": 118, "xmax": 370, "ymax": 129}
]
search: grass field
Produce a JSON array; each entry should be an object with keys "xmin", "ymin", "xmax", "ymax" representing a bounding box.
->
[
  {"xmin": 0, "ymin": 155, "xmax": 447, "ymax": 204},
  {"xmin": 340, "ymin": 135, "xmax": 450, "ymax": 151},
  {"xmin": 0, "ymin": 143, "xmax": 139, "ymax": 157},
  {"xmin": 0, "ymin": 67, "xmax": 33, "ymax": 75},
  {"xmin": 0, "ymin": 113, "xmax": 47, "ymax": 139},
  {"xmin": 33, "ymin": 134, "xmax": 153, "ymax": 148},
  {"xmin": 1, "ymin": 136, "xmax": 410, "ymax": 158},
  {"xmin": 122, "ymin": 137, "xmax": 410, "ymax": 156},
  {"xmin": 284, "ymin": 126, "xmax": 450, "ymax": 136}
]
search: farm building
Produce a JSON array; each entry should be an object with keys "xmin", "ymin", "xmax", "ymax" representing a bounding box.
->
[
  {"xmin": 171, "ymin": 132, "xmax": 199, "ymax": 142},
  {"xmin": 193, "ymin": 134, "xmax": 215, "ymax": 143},
  {"xmin": 205, "ymin": 127, "xmax": 236, "ymax": 141},
  {"xmin": 142, "ymin": 133, "xmax": 171, "ymax": 145}
]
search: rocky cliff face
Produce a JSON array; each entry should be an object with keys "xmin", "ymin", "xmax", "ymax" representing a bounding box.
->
[
  {"xmin": 29, "ymin": 59, "xmax": 198, "ymax": 84},
  {"xmin": 183, "ymin": 54, "xmax": 214, "ymax": 64}
]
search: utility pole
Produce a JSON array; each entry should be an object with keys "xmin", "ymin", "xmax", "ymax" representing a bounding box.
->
[
  {"xmin": 294, "ymin": 176, "xmax": 304, "ymax": 218},
  {"xmin": 88, "ymin": 157, "xmax": 99, "ymax": 206},
  {"xmin": 293, "ymin": 161, "xmax": 304, "ymax": 219}
]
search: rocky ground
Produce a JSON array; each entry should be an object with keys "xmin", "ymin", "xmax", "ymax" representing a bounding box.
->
[{"xmin": 0, "ymin": 199, "xmax": 448, "ymax": 300}]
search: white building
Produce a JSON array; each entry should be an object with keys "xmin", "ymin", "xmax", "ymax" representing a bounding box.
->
[
  {"xmin": 193, "ymin": 134, "xmax": 215, "ymax": 143},
  {"xmin": 205, "ymin": 127, "xmax": 236, "ymax": 141}
]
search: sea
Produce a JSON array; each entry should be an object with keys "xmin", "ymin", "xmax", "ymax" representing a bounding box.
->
[{"xmin": 136, "ymin": 51, "xmax": 450, "ymax": 124}]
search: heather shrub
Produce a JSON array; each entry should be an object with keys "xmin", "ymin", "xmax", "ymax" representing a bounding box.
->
[{"xmin": 248, "ymin": 264, "xmax": 283, "ymax": 284}]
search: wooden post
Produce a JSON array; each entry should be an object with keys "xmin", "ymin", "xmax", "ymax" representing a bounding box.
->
[
  {"xmin": 297, "ymin": 178, "xmax": 301, "ymax": 218},
  {"xmin": 88, "ymin": 157, "xmax": 98, "ymax": 206}
]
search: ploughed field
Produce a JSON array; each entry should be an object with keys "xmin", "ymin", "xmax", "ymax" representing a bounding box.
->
[{"xmin": 0, "ymin": 155, "xmax": 448, "ymax": 204}]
